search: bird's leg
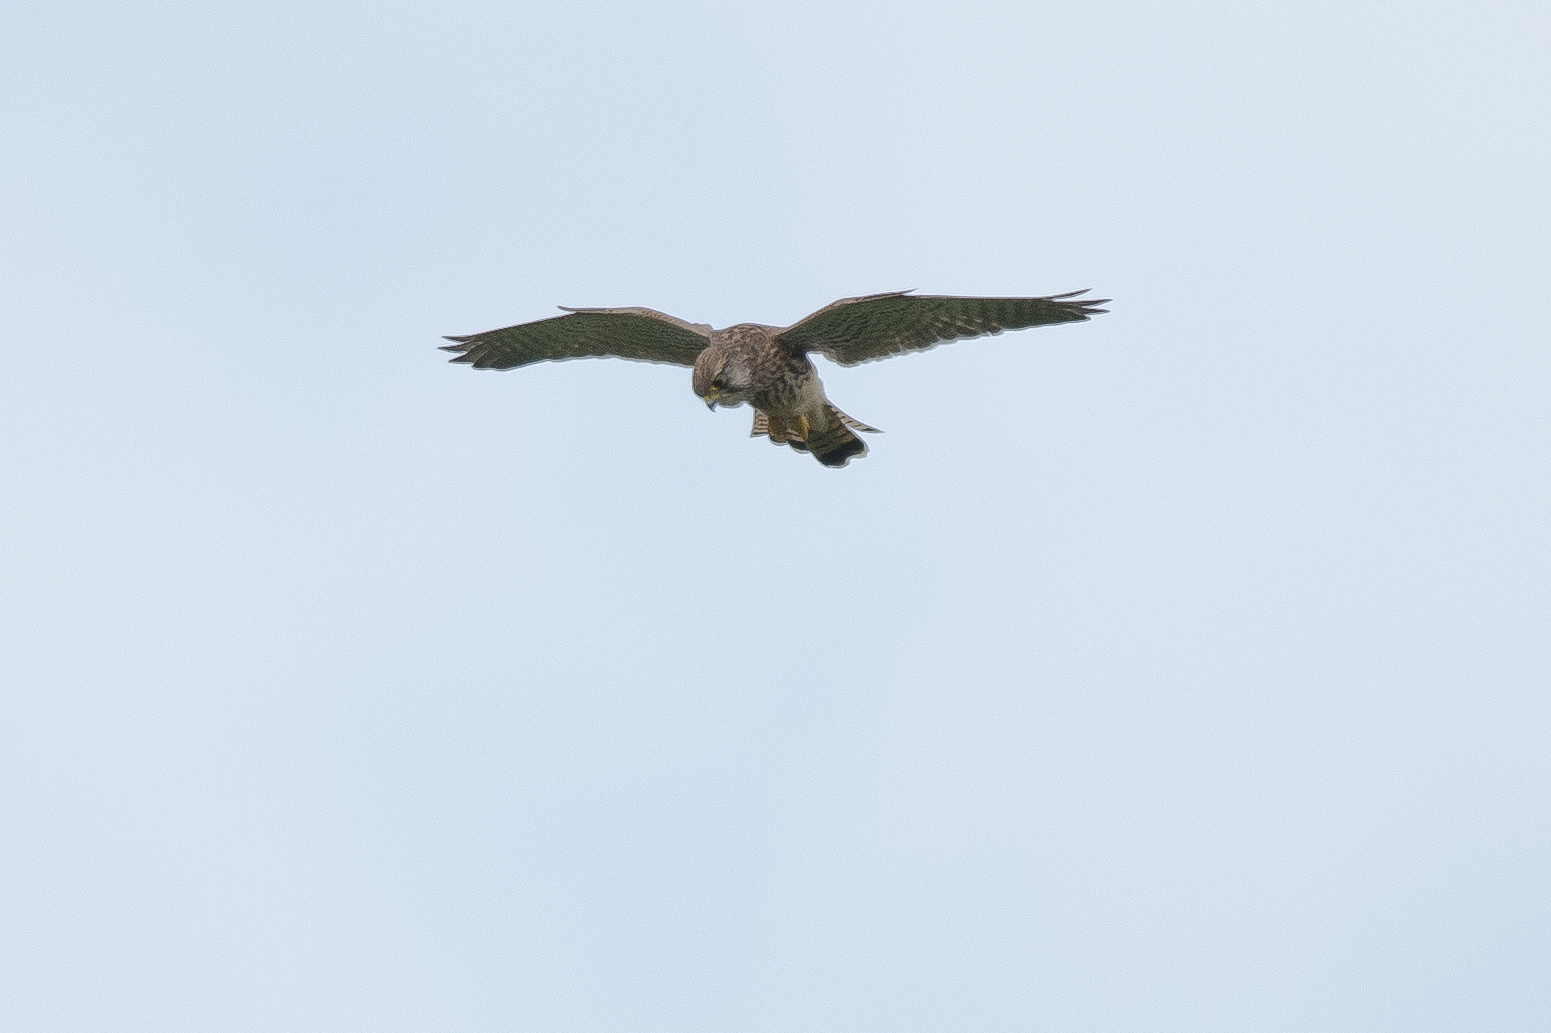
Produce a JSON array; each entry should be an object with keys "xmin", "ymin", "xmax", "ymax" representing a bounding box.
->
[
  {"xmin": 791, "ymin": 413, "xmax": 811, "ymax": 443},
  {"xmin": 766, "ymin": 414, "xmax": 790, "ymax": 444}
]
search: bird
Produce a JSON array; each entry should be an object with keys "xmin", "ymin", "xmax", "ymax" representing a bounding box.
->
[{"xmin": 441, "ymin": 289, "xmax": 1109, "ymax": 467}]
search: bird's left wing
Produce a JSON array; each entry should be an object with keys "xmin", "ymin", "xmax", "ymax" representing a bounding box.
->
[
  {"xmin": 775, "ymin": 290, "xmax": 1108, "ymax": 367},
  {"xmin": 441, "ymin": 307, "xmax": 713, "ymax": 370}
]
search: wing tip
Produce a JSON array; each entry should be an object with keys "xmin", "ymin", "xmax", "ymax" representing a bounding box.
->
[
  {"xmin": 440, "ymin": 335, "xmax": 481, "ymax": 362},
  {"xmin": 1050, "ymin": 289, "xmax": 1111, "ymax": 318}
]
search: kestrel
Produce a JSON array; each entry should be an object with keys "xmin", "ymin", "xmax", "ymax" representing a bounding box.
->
[{"xmin": 442, "ymin": 290, "xmax": 1108, "ymax": 467}]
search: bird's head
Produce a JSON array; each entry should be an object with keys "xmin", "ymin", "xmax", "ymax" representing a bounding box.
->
[{"xmin": 692, "ymin": 337, "xmax": 754, "ymax": 410}]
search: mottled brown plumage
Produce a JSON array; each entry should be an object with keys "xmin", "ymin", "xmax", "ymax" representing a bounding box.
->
[{"xmin": 442, "ymin": 290, "xmax": 1108, "ymax": 467}]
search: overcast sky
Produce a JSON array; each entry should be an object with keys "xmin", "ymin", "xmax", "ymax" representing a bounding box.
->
[{"xmin": 3, "ymin": 1, "xmax": 1548, "ymax": 1030}]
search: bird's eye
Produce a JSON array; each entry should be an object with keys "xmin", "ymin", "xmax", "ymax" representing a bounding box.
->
[{"xmin": 711, "ymin": 377, "xmax": 726, "ymax": 389}]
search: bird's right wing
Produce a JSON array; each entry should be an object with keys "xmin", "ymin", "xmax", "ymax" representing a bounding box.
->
[{"xmin": 441, "ymin": 307, "xmax": 713, "ymax": 370}]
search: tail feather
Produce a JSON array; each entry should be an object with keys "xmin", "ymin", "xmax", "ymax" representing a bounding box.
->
[
  {"xmin": 752, "ymin": 405, "xmax": 878, "ymax": 467},
  {"xmin": 807, "ymin": 404, "xmax": 870, "ymax": 468},
  {"xmin": 833, "ymin": 408, "xmax": 881, "ymax": 435}
]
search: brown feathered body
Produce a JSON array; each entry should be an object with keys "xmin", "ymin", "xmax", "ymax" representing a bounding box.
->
[{"xmin": 691, "ymin": 324, "xmax": 871, "ymax": 468}]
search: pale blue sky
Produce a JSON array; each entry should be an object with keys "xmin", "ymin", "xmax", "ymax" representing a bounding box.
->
[{"xmin": 2, "ymin": 1, "xmax": 1548, "ymax": 1030}]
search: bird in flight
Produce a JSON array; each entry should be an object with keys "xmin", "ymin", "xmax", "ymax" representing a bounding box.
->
[{"xmin": 442, "ymin": 289, "xmax": 1108, "ymax": 467}]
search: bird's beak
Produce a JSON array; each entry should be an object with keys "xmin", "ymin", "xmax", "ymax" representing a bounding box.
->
[
  {"xmin": 701, "ymin": 391, "xmax": 718, "ymax": 411},
  {"xmin": 705, "ymin": 400, "xmax": 717, "ymax": 411}
]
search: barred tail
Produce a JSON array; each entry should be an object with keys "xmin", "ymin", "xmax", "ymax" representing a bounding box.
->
[
  {"xmin": 752, "ymin": 406, "xmax": 878, "ymax": 467},
  {"xmin": 807, "ymin": 404, "xmax": 873, "ymax": 468}
]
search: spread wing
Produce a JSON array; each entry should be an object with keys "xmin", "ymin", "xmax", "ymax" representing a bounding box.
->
[
  {"xmin": 775, "ymin": 290, "xmax": 1108, "ymax": 367},
  {"xmin": 441, "ymin": 306, "xmax": 712, "ymax": 370}
]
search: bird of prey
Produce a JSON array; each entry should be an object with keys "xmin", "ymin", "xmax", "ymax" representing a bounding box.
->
[{"xmin": 442, "ymin": 290, "xmax": 1108, "ymax": 467}]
